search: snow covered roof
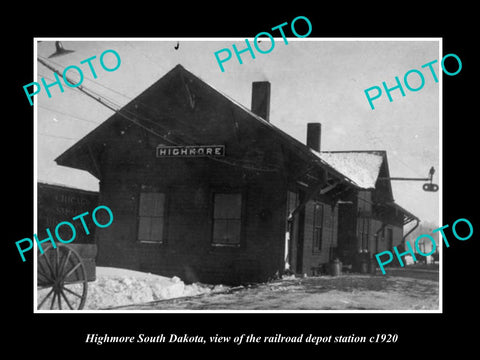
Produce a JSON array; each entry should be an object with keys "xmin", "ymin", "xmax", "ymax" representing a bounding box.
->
[{"xmin": 311, "ymin": 151, "xmax": 384, "ymax": 189}]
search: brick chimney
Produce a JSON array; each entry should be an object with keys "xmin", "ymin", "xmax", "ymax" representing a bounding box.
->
[
  {"xmin": 251, "ymin": 81, "xmax": 271, "ymax": 122},
  {"xmin": 306, "ymin": 123, "xmax": 321, "ymax": 151}
]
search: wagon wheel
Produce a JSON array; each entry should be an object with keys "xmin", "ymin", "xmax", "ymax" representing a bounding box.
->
[{"xmin": 37, "ymin": 244, "xmax": 88, "ymax": 310}]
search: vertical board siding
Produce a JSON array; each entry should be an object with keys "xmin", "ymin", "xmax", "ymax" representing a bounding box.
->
[
  {"xmin": 300, "ymin": 200, "xmax": 338, "ymax": 274},
  {"xmin": 95, "ymin": 152, "xmax": 288, "ymax": 285}
]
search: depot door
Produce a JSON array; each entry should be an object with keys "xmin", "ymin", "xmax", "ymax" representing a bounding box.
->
[{"xmin": 286, "ymin": 190, "xmax": 304, "ymax": 274}]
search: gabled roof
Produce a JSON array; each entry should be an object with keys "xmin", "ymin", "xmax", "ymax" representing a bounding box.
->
[
  {"xmin": 314, "ymin": 150, "xmax": 395, "ymax": 202},
  {"xmin": 312, "ymin": 150, "xmax": 418, "ymax": 222},
  {"xmin": 313, "ymin": 150, "xmax": 384, "ymax": 189},
  {"xmin": 54, "ymin": 64, "xmax": 362, "ymax": 189}
]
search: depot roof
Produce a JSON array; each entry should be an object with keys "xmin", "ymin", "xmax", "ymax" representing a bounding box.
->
[
  {"xmin": 54, "ymin": 64, "xmax": 412, "ymax": 221},
  {"xmin": 55, "ymin": 64, "xmax": 361, "ymax": 190}
]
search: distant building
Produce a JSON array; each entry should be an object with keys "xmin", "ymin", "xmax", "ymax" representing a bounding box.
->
[
  {"xmin": 405, "ymin": 223, "xmax": 440, "ymax": 264},
  {"xmin": 54, "ymin": 64, "xmax": 416, "ymax": 284},
  {"xmin": 314, "ymin": 151, "xmax": 418, "ymax": 268}
]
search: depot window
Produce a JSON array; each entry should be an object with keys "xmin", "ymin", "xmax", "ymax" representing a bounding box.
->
[
  {"xmin": 137, "ymin": 192, "xmax": 166, "ymax": 243},
  {"xmin": 212, "ymin": 193, "xmax": 242, "ymax": 246}
]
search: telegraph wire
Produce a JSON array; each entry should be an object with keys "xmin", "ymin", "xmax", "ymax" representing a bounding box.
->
[
  {"xmin": 37, "ymin": 56, "xmax": 279, "ymax": 173},
  {"xmin": 38, "ymin": 104, "xmax": 101, "ymax": 125},
  {"xmin": 40, "ymin": 56, "xmax": 279, "ymax": 172},
  {"xmin": 370, "ymin": 134, "xmax": 431, "ymax": 179},
  {"xmin": 39, "ymin": 133, "xmax": 77, "ymax": 141},
  {"xmin": 38, "ymin": 57, "xmax": 129, "ymax": 109},
  {"xmin": 43, "ymin": 54, "xmax": 144, "ymax": 103},
  {"xmin": 41, "ymin": 56, "xmax": 212, "ymax": 138}
]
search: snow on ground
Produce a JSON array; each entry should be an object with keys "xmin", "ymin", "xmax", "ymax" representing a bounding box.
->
[
  {"xmin": 37, "ymin": 267, "xmax": 228, "ymax": 310},
  {"xmin": 120, "ymin": 269, "xmax": 440, "ymax": 311},
  {"xmin": 38, "ymin": 266, "xmax": 439, "ymax": 311},
  {"xmin": 85, "ymin": 267, "xmax": 229, "ymax": 309}
]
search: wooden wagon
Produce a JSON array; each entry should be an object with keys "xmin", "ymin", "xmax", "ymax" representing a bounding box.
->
[
  {"xmin": 37, "ymin": 182, "xmax": 99, "ymax": 310},
  {"xmin": 37, "ymin": 244, "xmax": 90, "ymax": 310}
]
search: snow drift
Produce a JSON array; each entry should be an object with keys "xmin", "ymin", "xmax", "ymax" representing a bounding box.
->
[
  {"xmin": 37, "ymin": 266, "xmax": 228, "ymax": 310},
  {"xmin": 86, "ymin": 267, "xmax": 229, "ymax": 309}
]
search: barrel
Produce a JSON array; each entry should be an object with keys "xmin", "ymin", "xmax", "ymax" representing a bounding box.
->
[{"xmin": 329, "ymin": 259, "xmax": 342, "ymax": 276}]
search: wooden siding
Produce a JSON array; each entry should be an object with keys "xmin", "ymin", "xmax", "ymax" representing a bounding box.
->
[
  {"xmin": 296, "ymin": 199, "xmax": 338, "ymax": 274},
  {"xmin": 94, "ymin": 127, "xmax": 289, "ymax": 284},
  {"xmin": 336, "ymin": 188, "xmax": 406, "ymax": 266}
]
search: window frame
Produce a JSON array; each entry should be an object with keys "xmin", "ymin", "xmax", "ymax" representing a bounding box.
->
[
  {"xmin": 136, "ymin": 189, "xmax": 168, "ymax": 245},
  {"xmin": 210, "ymin": 189, "xmax": 245, "ymax": 248}
]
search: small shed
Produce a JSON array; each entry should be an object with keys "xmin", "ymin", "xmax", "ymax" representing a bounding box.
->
[{"xmin": 37, "ymin": 182, "xmax": 99, "ymax": 281}]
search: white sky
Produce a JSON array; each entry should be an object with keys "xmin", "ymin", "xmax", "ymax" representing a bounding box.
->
[{"xmin": 35, "ymin": 38, "xmax": 440, "ymax": 224}]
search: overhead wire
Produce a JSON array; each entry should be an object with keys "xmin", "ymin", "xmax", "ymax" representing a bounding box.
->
[
  {"xmin": 370, "ymin": 135, "xmax": 429, "ymax": 179},
  {"xmin": 39, "ymin": 133, "xmax": 77, "ymax": 141},
  {"xmin": 38, "ymin": 57, "xmax": 129, "ymax": 108},
  {"xmin": 37, "ymin": 55, "xmax": 279, "ymax": 173},
  {"xmin": 39, "ymin": 104, "xmax": 101, "ymax": 125}
]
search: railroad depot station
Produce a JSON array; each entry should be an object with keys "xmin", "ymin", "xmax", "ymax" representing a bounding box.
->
[{"xmin": 39, "ymin": 64, "xmax": 418, "ymax": 285}]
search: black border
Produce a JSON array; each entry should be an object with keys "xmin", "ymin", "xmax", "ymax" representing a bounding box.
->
[{"xmin": 6, "ymin": 6, "xmax": 477, "ymax": 355}]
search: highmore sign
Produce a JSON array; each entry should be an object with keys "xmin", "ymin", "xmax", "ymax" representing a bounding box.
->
[{"xmin": 156, "ymin": 145, "xmax": 225, "ymax": 158}]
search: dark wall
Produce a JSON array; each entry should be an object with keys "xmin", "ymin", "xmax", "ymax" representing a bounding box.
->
[
  {"xmin": 337, "ymin": 201, "xmax": 357, "ymax": 264},
  {"xmin": 94, "ymin": 130, "xmax": 288, "ymax": 285}
]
